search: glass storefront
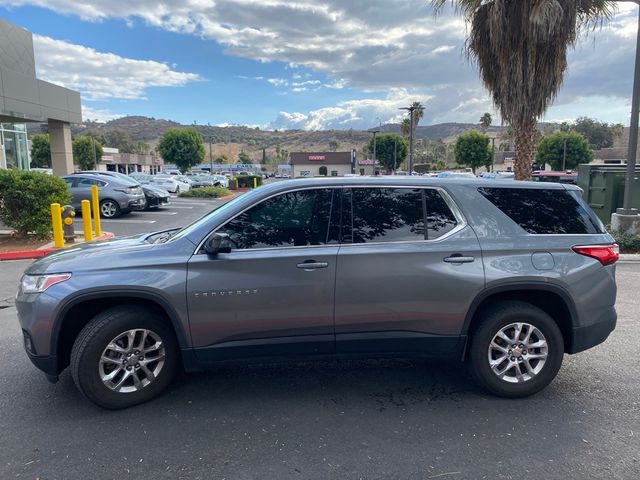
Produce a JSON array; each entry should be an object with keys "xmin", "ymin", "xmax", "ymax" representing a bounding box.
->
[{"xmin": 1, "ymin": 123, "xmax": 30, "ymax": 170}]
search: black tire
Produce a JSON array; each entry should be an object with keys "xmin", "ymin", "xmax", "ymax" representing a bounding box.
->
[
  {"xmin": 99, "ymin": 199, "xmax": 121, "ymax": 218},
  {"xmin": 70, "ymin": 306, "xmax": 179, "ymax": 409},
  {"xmin": 467, "ymin": 301, "xmax": 564, "ymax": 398}
]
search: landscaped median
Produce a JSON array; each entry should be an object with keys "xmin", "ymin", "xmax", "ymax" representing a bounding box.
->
[
  {"xmin": 0, "ymin": 169, "xmax": 114, "ymax": 261},
  {"xmin": 0, "ymin": 231, "xmax": 115, "ymax": 261}
]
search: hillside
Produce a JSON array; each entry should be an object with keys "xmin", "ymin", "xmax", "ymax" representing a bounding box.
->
[{"xmin": 27, "ymin": 115, "xmax": 515, "ymax": 164}]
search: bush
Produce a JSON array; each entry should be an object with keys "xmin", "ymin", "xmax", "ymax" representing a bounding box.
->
[
  {"xmin": 610, "ymin": 229, "xmax": 640, "ymax": 253},
  {"xmin": 235, "ymin": 175, "xmax": 263, "ymax": 189},
  {"xmin": 0, "ymin": 170, "xmax": 71, "ymax": 238},
  {"xmin": 178, "ymin": 186, "xmax": 231, "ymax": 198}
]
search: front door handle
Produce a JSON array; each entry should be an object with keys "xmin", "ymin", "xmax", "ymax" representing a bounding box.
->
[
  {"xmin": 296, "ymin": 261, "xmax": 329, "ymax": 270},
  {"xmin": 443, "ymin": 255, "xmax": 475, "ymax": 264}
]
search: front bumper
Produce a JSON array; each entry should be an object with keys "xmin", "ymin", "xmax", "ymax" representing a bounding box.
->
[
  {"xmin": 26, "ymin": 351, "xmax": 59, "ymax": 383},
  {"xmin": 570, "ymin": 307, "xmax": 617, "ymax": 353},
  {"xmin": 127, "ymin": 197, "xmax": 147, "ymax": 211}
]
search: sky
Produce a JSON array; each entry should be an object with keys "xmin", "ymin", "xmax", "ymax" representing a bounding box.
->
[{"xmin": 0, "ymin": 1, "xmax": 638, "ymax": 130}]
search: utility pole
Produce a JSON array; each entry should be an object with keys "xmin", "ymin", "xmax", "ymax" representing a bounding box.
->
[
  {"xmin": 394, "ymin": 138, "xmax": 397, "ymax": 172},
  {"xmin": 91, "ymin": 136, "xmax": 97, "ymax": 170},
  {"xmin": 613, "ymin": 0, "xmax": 640, "ymax": 233},
  {"xmin": 371, "ymin": 130, "xmax": 379, "ymax": 176},
  {"xmin": 207, "ymin": 136, "xmax": 214, "ymax": 172},
  {"xmin": 399, "ymin": 104, "xmax": 423, "ymax": 174}
]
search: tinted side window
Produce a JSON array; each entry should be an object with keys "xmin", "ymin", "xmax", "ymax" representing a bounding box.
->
[
  {"xmin": 219, "ymin": 189, "xmax": 338, "ymax": 249},
  {"xmin": 347, "ymin": 188, "xmax": 425, "ymax": 243},
  {"xmin": 478, "ymin": 187, "xmax": 604, "ymax": 234},
  {"xmin": 78, "ymin": 178, "xmax": 103, "ymax": 187},
  {"xmin": 424, "ymin": 189, "xmax": 458, "ymax": 239}
]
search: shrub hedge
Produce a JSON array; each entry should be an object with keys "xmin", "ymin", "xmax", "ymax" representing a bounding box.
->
[
  {"xmin": 0, "ymin": 169, "xmax": 71, "ymax": 238},
  {"xmin": 178, "ymin": 186, "xmax": 231, "ymax": 198}
]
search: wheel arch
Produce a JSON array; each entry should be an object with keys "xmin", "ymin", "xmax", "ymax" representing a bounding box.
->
[
  {"xmin": 463, "ymin": 283, "xmax": 578, "ymax": 355},
  {"xmin": 52, "ymin": 290, "xmax": 190, "ymax": 374}
]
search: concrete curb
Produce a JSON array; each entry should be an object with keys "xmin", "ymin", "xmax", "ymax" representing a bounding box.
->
[
  {"xmin": 0, "ymin": 232, "xmax": 114, "ymax": 261},
  {"xmin": 619, "ymin": 253, "xmax": 640, "ymax": 262}
]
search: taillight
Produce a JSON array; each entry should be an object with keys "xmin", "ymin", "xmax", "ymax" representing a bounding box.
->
[{"xmin": 572, "ymin": 244, "xmax": 619, "ymax": 266}]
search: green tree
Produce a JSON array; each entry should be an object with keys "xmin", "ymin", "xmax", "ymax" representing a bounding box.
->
[
  {"xmin": 72, "ymin": 136, "xmax": 104, "ymax": 171},
  {"xmin": 329, "ymin": 140, "xmax": 339, "ymax": 152},
  {"xmin": 454, "ymin": 131, "xmax": 492, "ymax": 174},
  {"xmin": 157, "ymin": 127, "xmax": 205, "ymax": 173},
  {"xmin": 30, "ymin": 134, "xmax": 50, "ymax": 168},
  {"xmin": 535, "ymin": 131, "xmax": 593, "ymax": 171},
  {"xmin": 238, "ymin": 151, "xmax": 251, "ymax": 163},
  {"xmin": 433, "ymin": 1, "xmax": 615, "ymax": 180},
  {"xmin": 215, "ymin": 154, "xmax": 230, "ymax": 164},
  {"xmin": 479, "ymin": 112, "xmax": 492, "ymax": 130},
  {"xmin": 571, "ymin": 116, "xmax": 614, "ymax": 150},
  {"xmin": 366, "ymin": 133, "xmax": 408, "ymax": 172}
]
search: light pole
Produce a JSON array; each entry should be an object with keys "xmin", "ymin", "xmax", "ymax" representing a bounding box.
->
[
  {"xmin": 612, "ymin": 0, "xmax": 640, "ymax": 233},
  {"xmin": 370, "ymin": 129, "xmax": 380, "ymax": 176},
  {"xmin": 399, "ymin": 105, "xmax": 423, "ymax": 174},
  {"xmin": 206, "ymin": 135, "xmax": 214, "ymax": 172}
]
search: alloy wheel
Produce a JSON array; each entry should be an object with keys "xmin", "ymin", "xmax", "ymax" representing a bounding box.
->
[
  {"xmin": 100, "ymin": 201, "xmax": 118, "ymax": 218},
  {"xmin": 99, "ymin": 329, "xmax": 166, "ymax": 393},
  {"xmin": 487, "ymin": 322, "xmax": 548, "ymax": 384}
]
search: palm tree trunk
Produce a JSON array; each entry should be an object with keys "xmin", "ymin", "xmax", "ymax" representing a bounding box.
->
[{"xmin": 513, "ymin": 119, "xmax": 536, "ymax": 180}]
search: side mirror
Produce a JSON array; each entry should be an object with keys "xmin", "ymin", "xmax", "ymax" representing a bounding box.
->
[{"xmin": 204, "ymin": 232, "xmax": 232, "ymax": 255}]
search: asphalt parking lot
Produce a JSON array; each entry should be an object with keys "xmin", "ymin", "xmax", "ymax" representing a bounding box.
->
[
  {"xmin": 0, "ymin": 205, "xmax": 638, "ymax": 479},
  {"xmin": 72, "ymin": 195, "xmax": 231, "ymax": 238}
]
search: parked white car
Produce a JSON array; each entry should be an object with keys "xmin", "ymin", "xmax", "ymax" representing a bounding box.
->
[{"xmin": 150, "ymin": 175, "xmax": 191, "ymax": 193}]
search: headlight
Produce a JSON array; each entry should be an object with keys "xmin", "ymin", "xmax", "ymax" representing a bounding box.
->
[{"xmin": 21, "ymin": 273, "xmax": 71, "ymax": 294}]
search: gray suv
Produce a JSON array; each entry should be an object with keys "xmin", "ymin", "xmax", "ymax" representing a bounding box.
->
[{"xmin": 16, "ymin": 177, "xmax": 618, "ymax": 409}]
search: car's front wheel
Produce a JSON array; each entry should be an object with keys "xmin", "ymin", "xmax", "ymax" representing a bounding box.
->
[
  {"xmin": 468, "ymin": 301, "xmax": 564, "ymax": 398},
  {"xmin": 70, "ymin": 306, "xmax": 179, "ymax": 409},
  {"xmin": 99, "ymin": 199, "xmax": 120, "ymax": 218}
]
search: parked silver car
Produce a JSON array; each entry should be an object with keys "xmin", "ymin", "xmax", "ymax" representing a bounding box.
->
[{"xmin": 62, "ymin": 174, "xmax": 146, "ymax": 218}]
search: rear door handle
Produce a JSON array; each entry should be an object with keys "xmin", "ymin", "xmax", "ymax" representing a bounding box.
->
[
  {"xmin": 296, "ymin": 261, "xmax": 329, "ymax": 270},
  {"xmin": 443, "ymin": 255, "xmax": 475, "ymax": 264}
]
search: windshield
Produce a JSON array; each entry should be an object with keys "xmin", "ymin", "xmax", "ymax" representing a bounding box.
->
[{"xmin": 168, "ymin": 189, "xmax": 260, "ymax": 243}]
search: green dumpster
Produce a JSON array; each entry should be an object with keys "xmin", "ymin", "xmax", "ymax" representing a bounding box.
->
[{"xmin": 577, "ymin": 164, "xmax": 640, "ymax": 224}]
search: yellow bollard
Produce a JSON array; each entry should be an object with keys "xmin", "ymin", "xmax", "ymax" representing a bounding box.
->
[
  {"xmin": 50, "ymin": 203, "xmax": 64, "ymax": 248},
  {"xmin": 91, "ymin": 185, "xmax": 101, "ymax": 237},
  {"xmin": 253, "ymin": 177, "xmax": 257, "ymax": 189},
  {"xmin": 81, "ymin": 200, "xmax": 93, "ymax": 241}
]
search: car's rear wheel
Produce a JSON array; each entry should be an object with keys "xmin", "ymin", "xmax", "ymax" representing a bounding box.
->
[
  {"xmin": 70, "ymin": 306, "xmax": 179, "ymax": 409},
  {"xmin": 468, "ymin": 301, "xmax": 564, "ymax": 398},
  {"xmin": 99, "ymin": 199, "xmax": 120, "ymax": 218}
]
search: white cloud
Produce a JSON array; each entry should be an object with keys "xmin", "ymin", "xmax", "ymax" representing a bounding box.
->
[
  {"xmin": 268, "ymin": 88, "xmax": 434, "ymax": 130},
  {"xmin": 81, "ymin": 105, "xmax": 123, "ymax": 123},
  {"xmin": 33, "ymin": 35, "xmax": 201, "ymax": 100},
  {"xmin": 8, "ymin": 0, "xmax": 638, "ymax": 125}
]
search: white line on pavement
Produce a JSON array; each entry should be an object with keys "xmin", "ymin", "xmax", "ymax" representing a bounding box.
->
[
  {"xmin": 73, "ymin": 219, "xmax": 157, "ymax": 224},
  {"xmin": 164, "ymin": 206, "xmax": 194, "ymax": 209},
  {"xmin": 145, "ymin": 212, "xmax": 179, "ymax": 215}
]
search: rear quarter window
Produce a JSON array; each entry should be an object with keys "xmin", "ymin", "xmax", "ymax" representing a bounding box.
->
[{"xmin": 478, "ymin": 187, "xmax": 604, "ymax": 234}]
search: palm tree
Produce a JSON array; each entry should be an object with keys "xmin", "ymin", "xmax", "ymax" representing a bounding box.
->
[
  {"xmin": 479, "ymin": 112, "xmax": 492, "ymax": 131},
  {"xmin": 411, "ymin": 101, "xmax": 425, "ymax": 129},
  {"xmin": 431, "ymin": 0, "xmax": 616, "ymax": 180},
  {"xmin": 400, "ymin": 118, "xmax": 412, "ymax": 137}
]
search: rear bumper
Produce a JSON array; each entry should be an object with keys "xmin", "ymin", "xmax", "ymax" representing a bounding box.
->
[{"xmin": 569, "ymin": 307, "xmax": 617, "ymax": 353}]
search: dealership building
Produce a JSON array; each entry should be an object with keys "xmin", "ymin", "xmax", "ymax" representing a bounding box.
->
[
  {"xmin": 0, "ymin": 18, "xmax": 81, "ymax": 174},
  {"xmin": 289, "ymin": 151, "xmax": 356, "ymax": 177}
]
